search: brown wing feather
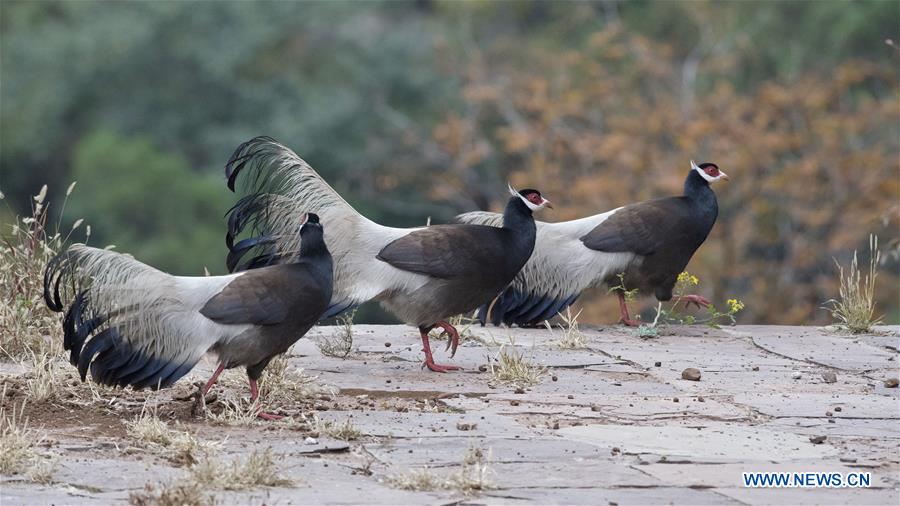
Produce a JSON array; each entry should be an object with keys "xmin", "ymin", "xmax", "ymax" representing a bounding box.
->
[
  {"xmin": 580, "ymin": 199, "xmax": 687, "ymax": 255},
  {"xmin": 377, "ymin": 225, "xmax": 509, "ymax": 280},
  {"xmin": 200, "ymin": 266, "xmax": 319, "ymax": 325}
]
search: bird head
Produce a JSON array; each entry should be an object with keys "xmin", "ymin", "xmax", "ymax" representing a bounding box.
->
[
  {"xmin": 691, "ymin": 160, "xmax": 729, "ymax": 183},
  {"xmin": 298, "ymin": 213, "xmax": 322, "ymax": 232},
  {"xmin": 508, "ymin": 183, "xmax": 553, "ymax": 210}
]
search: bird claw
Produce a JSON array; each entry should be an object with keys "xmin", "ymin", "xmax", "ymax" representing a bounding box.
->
[
  {"xmin": 423, "ymin": 360, "xmax": 461, "ymax": 373},
  {"xmin": 678, "ymin": 294, "xmax": 711, "ymax": 310},
  {"xmin": 620, "ymin": 318, "xmax": 642, "ymax": 327}
]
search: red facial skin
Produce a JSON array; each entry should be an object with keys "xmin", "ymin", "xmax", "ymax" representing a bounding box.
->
[{"xmin": 704, "ymin": 165, "xmax": 721, "ymax": 177}]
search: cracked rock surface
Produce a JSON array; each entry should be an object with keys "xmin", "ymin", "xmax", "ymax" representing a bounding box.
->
[{"xmin": 2, "ymin": 324, "xmax": 898, "ymax": 505}]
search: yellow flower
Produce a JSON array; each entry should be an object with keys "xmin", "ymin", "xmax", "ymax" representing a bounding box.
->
[
  {"xmin": 727, "ymin": 299, "xmax": 745, "ymax": 313},
  {"xmin": 677, "ymin": 271, "xmax": 700, "ymax": 286}
]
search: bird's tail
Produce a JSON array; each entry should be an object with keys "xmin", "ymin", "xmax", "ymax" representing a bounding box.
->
[
  {"xmin": 224, "ymin": 136, "xmax": 361, "ymax": 273},
  {"xmin": 43, "ymin": 245, "xmax": 212, "ymax": 390}
]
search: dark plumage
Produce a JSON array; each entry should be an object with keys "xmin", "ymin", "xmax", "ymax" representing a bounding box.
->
[
  {"xmin": 43, "ymin": 213, "xmax": 332, "ymax": 419},
  {"xmin": 457, "ymin": 161, "xmax": 728, "ymax": 327}
]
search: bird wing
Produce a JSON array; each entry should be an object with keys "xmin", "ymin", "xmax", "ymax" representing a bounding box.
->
[
  {"xmin": 200, "ymin": 264, "xmax": 326, "ymax": 325},
  {"xmin": 456, "ymin": 210, "xmax": 635, "ymax": 326},
  {"xmin": 376, "ymin": 224, "xmax": 507, "ymax": 280},
  {"xmin": 579, "ymin": 199, "xmax": 682, "ymax": 255}
]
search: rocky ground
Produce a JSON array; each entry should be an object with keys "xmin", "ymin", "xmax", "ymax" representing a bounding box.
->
[{"xmin": 1, "ymin": 323, "xmax": 898, "ymax": 505}]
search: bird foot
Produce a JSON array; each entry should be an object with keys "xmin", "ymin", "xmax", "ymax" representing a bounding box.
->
[
  {"xmin": 677, "ymin": 294, "xmax": 711, "ymax": 309},
  {"xmin": 620, "ymin": 318, "xmax": 642, "ymax": 327},
  {"xmin": 434, "ymin": 321, "xmax": 461, "ymax": 357},
  {"xmin": 256, "ymin": 411, "xmax": 284, "ymax": 421},
  {"xmin": 422, "ymin": 360, "xmax": 461, "ymax": 373}
]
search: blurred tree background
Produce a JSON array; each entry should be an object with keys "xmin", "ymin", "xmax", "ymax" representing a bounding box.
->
[{"xmin": 1, "ymin": 0, "xmax": 897, "ymax": 324}]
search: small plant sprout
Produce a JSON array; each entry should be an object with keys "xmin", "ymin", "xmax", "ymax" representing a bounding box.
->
[
  {"xmin": 129, "ymin": 481, "xmax": 215, "ymax": 506},
  {"xmin": 825, "ymin": 235, "xmax": 883, "ymax": 333},
  {"xmin": 316, "ymin": 309, "xmax": 356, "ymax": 358},
  {"xmin": 546, "ymin": 307, "xmax": 588, "ymax": 349},
  {"xmin": 489, "ymin": 336, "xmax": 547, "ymax": 387},
  {"xmin": 659, "ymin": 271, "xmax": 744, "ymax": 328},
  {"xmin": 608, "ymin": 272, "xmax": 638, "ymax": 303}
]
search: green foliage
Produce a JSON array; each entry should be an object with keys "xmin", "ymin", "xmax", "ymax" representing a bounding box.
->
[{"xmin": 68, "ymin": 131, "xmax": 229, "ymax": 274}]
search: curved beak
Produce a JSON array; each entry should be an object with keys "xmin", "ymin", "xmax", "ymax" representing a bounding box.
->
[
  {"xmin": 543, "ymin": 199, "xmax": 554, "ymax": 209},
  {"xmin": 719, "ymin": 171, "xmax": 730, "ymax": 181}
]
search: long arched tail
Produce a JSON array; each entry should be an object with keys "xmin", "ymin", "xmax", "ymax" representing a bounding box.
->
[
  {"xmin": 223, "ymin": 136, "xmax": 363, "ymax": 316},
  {"xmin": 43, "ymin": 245, "xmax": 219, "ymax": 389}
]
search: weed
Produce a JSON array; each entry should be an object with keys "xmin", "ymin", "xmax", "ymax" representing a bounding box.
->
[
  {"xmin": 0, "ymin": 184, "xmax": 87, "ymax": 360},
  {"xmin": 21, "ymin": 348, "xmax": 66, "ymax": 402},
  {"xmin": 546, "ymin": 307, "xmax": 588, "ymax": 349},
  {"xmin": 658, "ymin": 271, "xmax": 744, "ymax": 328},
  {"xmin": 314, "ymin": 416, "xmax": 361, "ymax": 441},
  {"xmin": 188, "ymin": 448, "xmax": 293, "ymax": 490},
  {"xmin": 608, "ymin": 272, "xmax": 638, "ymax": 303},
  {"xmin": 825, "ymin": 235, "xmax": 882, "ymax": 333},
  {"xmin": 488, "ymin": 337, "xmax": 547, "ymax": 387},
  {"xmin": 0, "ymin": 397, "xmax": 56, "ymax": 481},
  {"xmin": 129, "ymin": 482, "xmax": 216, "ymax": 506},
  {"xmin": 385, "ymin": 444, "xmax": 493, "ymax": 495},
  {"xmin": 316, "ymin": 309, "xmax": 355, "ymax": 358},
  {"xmin": 126, "ymin": 407, "xmax": 216, "ymax": 466}
]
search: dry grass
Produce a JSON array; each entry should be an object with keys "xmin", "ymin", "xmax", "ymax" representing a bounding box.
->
[
  {"xmin": 188, "ymin": 448, "xmax": 293, "ymax": 490},
  {"xmin": 129, "ymin": 482, "xmax": 216, "ymax": 506},
  {"xmin": 314, "ymin": 416, "xmax": 362, "ymax": 441},
  {"xmin": 21, "ymin": 348, "xmax": 66, "ymax": 402},
  {"xmin": 826, "ymin": 235, "xmax": 883, "ymax": 333},
  {"xmin": 0, "ymin": 396, "xmax": 57, "ymax": 482},
  {"xmin": 488, "ymin": 337, "xmax": 547, "ymax": 387},
  {"xmin": 385, "ymin": 444, "xmax": 493, "ymax": 495},
  {"xmin": 316, "ymin": 309, "xmax": 356, "ymax": 358},
  {"xmin": 0, "ymin": 184, "xmax": 83, "ymax": 360},
  {"xmin": 126, "ymin": 407, "xmax": 217, "ymax": 466},
  {"xmin": 546, "ymin": 307, "xmax": 588, "ymax": 349}
]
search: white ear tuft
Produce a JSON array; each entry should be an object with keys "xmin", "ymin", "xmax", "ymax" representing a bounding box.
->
[
  {"xmin": 508, "ymin": 182, "xmax": 519, "ymax": 197},
  {"xmin": 691, "ymin": 159, "xmax": 701, "ymax": 172}
]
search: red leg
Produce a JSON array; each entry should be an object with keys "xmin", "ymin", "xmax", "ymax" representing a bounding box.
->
[
  {"xmin": 675, "ymin": 294, "xmax": 711, "ymax": 309},
  {"xmin": 617, "ymin": 292, "xmax": 641, "ymax": 327},
  {"xmin": 434, "ymin": 321, "xmax": 461, "ymax": 357},
  {"xmin": 248, "ymin": 378, "xmax": 283, "ymax": 421},
  {"xmin": 419, "ymin": 326, "xmax": 460, "ymax": 373},
  {"xmin": 201, "ymin": 362, "xmax": 226, "ymax": 396}
]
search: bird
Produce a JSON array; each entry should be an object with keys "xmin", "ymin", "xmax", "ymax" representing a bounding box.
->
[
  {"xmin": 43, "ymin": 213, "xmax": 332, "ymax": 420},
  {"xmin": 457, "ymin": 160, "xmax": 729, "ymax": 327},
  {"xmin": 223, "ymin": 136, "xmax": 552, "ymax": 372}
]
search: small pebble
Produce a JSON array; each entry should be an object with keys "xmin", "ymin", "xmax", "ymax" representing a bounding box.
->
[
  {"xmin": 384, "ymin": 342, "xmax": 391, "ymax": 347},
  {"xmin": 567, "ymin": 394, "xmax": 574, "ymax": 399},
  {"xmin": 304, "ymin": 437, "xmax": 318, "ymax": 445},
  {"xmin": 611, "ymin": 447, "xmax": 621, "ymax": 454},
  {"xmin": 821, "ymin": 371, "xmax": 837, "ymax": 383},
  {"xmin": 672, "ymin": 397, "xmax": 679, "ymax": 403},
  {"xmin": 552, "ymin": 375, "xmax": 558, "ymax": 382},
  {"xmin": 697, "ymin": 396, "xmax": 705, "ymax": 403},
  {"xmin": 752, "ymin": 366, "xmax": 759, "ymax": 371},
  {"xmin": 478, "ymin": 365, "xmax": 488, "ymax": 372},
  {"xmin": 654, "ymin": 362, "xmax": 662, "ymax": 367},
  {"xmin": 456, "ymin": 422, "xmax": 477, "ymax": 431},
  {"xmin": 825, "ymin": 411, "xmax": 832, "ymax": 417},
  {"xmin": 681, "ymin": 368, "xmax": 701, "ymax": 381},
  {"xmin": 884, "ymin": 378, "xmax": 899, "ymax": 388},
  {"xmin": 791, "ymin": 371, "xmax": 802, "ymax": 380},
  {"xmin": 510, "ymin": 400, "xmax": 520, "ymax": 406},
  {"xmin": 809, "ymin": 435, "xmax": 827, "ymax": 444},
  {"xmin": 834, "ymin": 406, "xmax": 842, "ymax": 412},
  {"xmin": 590, "ymin": 405, "xmax": 600, "ymax": 412},
  {"xmin": 514, "ymin": 387, "xmax": 525, "ymax": 394}
]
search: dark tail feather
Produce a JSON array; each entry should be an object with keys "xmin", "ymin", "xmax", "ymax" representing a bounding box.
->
[
  {"xmin": 225, "ymin": 136, "xmax": 280, "ymax": 192},
  {"xmin": 43, "ymin": 251, "xmax": 71, "ymax": 312}
]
